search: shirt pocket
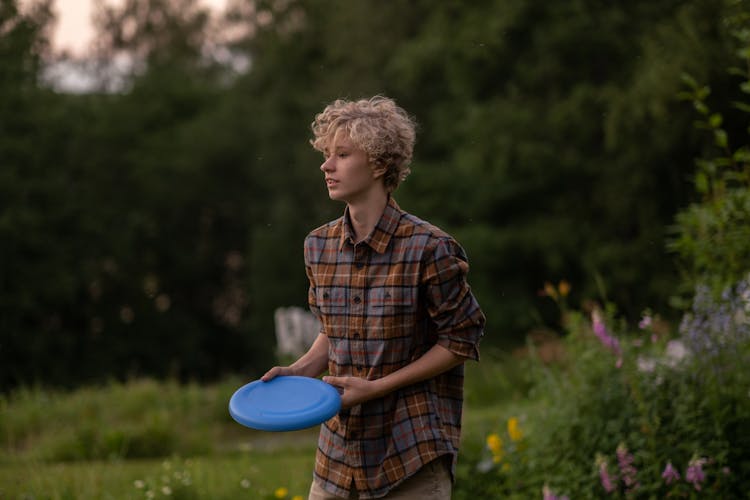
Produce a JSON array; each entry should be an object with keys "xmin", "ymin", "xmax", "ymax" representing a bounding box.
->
[
  {"xmin": 367, "ymin": 286, "xmax": 416, "ymax": 312},
  {"xmin": 316, "ymin": 287, "xmax": 348, "ymax": 338},
  {"xmin": 366, "ymin": 286, "xmax": 418, "ymax": 339}
]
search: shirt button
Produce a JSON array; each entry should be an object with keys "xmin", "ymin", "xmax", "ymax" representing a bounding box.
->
[
  {"xmin": 353, "ymin": 332, "xmax": 360, "ymax": 340},
  {"xmin": 355, "ymin": 262, "xmax": 364, "ymax": 269},
  {"xmin": 353, "ymin": 296, "xmax": 361, "ymax": 304}
]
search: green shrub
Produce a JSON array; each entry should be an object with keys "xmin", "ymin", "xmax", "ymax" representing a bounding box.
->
[
  {"xmin": 455, "ymin": 6, "xmax": 750, "ymax": 497},
  {"xmin": 668, "ymin": 6, "xmax": 750, "ymax": 298},
  {"xmin": 456, "ymin": 281, "xmax": 750, "ymax": 498}
]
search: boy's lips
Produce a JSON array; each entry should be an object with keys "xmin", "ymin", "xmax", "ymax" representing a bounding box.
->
[{"xmin": 325, "ymin": 178, "xmax": 338, "ymax": 186}]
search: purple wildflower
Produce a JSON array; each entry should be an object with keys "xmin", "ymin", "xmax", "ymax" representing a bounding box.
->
[
  {"xmin": 592, "ymin": 308, "xmax": 622, "ymax": 360},
  {"xmin": 542, "ymin": 485, "xmax": 570, "ymax": 500},
  {"xmin": 542, "ymin": 485, "xmax": 553, "ymax": 500},
  {"xmin": 597, "ymin": 458, "xmax": 617, "ymax": 493},
  {"xmin": 686, "ymin": 456, "xmax": 707, "ymax": 491},
  {"xmin": 661, "ymin": 461, "xmax": 680, "ymax": 485},
  {"xmin": 616, "ymin": 444, "xmax": 640, "ymax": 493},
  {"xmin": 679, "ymin": 275, "xmax": 750, "ymax": 357}
]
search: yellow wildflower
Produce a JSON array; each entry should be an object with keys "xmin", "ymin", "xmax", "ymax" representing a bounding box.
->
[
  {"xmin": 292, "ymin": 496, "xmax": 304, "ymax": 500},
  {"xmin": 502, "ymin": 462, "xmax": 511, "ymax": 472},
  {"xmin": 274, "ymin": 487, "xmax": 288, "ymax": 499},
  {"xmin": 507, "ymin": 417, "xmax": 523, "ymax": 442},
  {"xmin": 558, "ymin": 280, "xmax": 571, "ymax": 297},
  {"xmin": 486, "ymin": 433, "xmax": 503, "ymax": 454}
]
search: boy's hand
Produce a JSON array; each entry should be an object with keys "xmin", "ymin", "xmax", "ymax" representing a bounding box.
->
[{"xmin": 323, "ymin": 376, "xmax": 383, "ymax": 409}]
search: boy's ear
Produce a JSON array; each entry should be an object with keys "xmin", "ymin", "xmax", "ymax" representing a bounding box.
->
[{"xmin": 371, "ymin": 161, "xmax": 387, "ymax": 179}]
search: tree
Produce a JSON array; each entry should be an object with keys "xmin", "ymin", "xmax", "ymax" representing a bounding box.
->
[{"xmin": 384, "ymin": 0, "xmax": 738, "ymax": 336}]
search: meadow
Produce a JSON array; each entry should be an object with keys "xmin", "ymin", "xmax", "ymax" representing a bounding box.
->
[
  {"xmin": 2, "ymin": 281, "xmax": 749, "ymax": 499},
  {"xmin": 0, "ymin": 376, "xmax": 317, "ymax": 499},
  {"xmin": 4, "ymin": 2, "xmax": 750, "ymax": 498},
  {"xmin": 0, "ymin": 354, "xmax": 530, "ymax": 499}
]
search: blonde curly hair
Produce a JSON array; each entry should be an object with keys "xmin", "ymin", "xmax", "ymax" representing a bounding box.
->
[{"xmin": 310, "ymin": 96, "xmax": 417, "ymax": 192}]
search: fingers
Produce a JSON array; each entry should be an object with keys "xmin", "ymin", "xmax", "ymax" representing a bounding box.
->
[
  {"xmin": 261, "ymin": 366, "xmax": 286, "ymax": 382},
  {"xmin": 322, "ymin": 376, "xmax": 346, "ymax": 399},
  {"xmin": 323, "ymin": 376, "xmax": 367, "ymax": 409},
  {"xmin": 322, "ymin": 375, "xmax": 342, "ymax": 387}
]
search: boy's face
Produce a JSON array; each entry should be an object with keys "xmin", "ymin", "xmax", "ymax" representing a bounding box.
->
[{"xmin": 320, "ymin": 128, "xmax": 385, "ymax": 204}]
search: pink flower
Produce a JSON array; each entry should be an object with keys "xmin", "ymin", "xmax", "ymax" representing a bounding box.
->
[
  {"xmin": 616, "ymin": 444, "xmax": 640, "ymax": 493},
  {"xmin": 661, "ymin": 461, "xmax": 680, "ymax": 485},
  {"xmin": 542, "ymin": 485, "xmax": 570, "ymax": 500},
  {"xmin": 598, "ymin": 460, "xmax": 617, "ymax": 493},
  {"xmin": 591, "ymin": 309, "xmax": 622, "ymax": 362},
  {"xmin": 686, "ymin": 456, "xmax": 707, "ymax": 491}
]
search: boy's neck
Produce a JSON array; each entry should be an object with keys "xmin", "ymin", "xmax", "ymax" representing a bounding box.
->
[{"xmin": 347, "ymin": 192, "xmax": 389, "ymax": 243}]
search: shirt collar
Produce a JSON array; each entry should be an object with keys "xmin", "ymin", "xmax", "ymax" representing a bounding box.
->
[{"xmin": 339, "ymin": 197, "xmax": 403, "ymax": 254}]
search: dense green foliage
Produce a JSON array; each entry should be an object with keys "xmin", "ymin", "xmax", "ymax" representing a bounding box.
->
[
  {"xmin": 455, "ymin": 11, "xmax": 750, "ymax": 495},
  {"xmin": 455, "ymin": 299, "xmax": 750, "ymax": 498},
  {"xmin": 668, "ymin": 9, "xmax": 750, "ymax": 298},
  {"xmin": 1, "ymin": 0, "xmax": 748, "ymax": 388}
]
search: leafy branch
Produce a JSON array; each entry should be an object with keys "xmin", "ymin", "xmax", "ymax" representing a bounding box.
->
[{"xmin": 670, "ymin": 7, "xmax": 750, "ymax": 297}]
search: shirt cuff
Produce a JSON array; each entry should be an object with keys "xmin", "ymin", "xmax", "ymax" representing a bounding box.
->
[{"xmin": 437, "ymin": 334, "xmax": 481, "ymax": 362}]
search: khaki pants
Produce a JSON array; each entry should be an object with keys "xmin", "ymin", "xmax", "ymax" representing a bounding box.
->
[{"xmin": 308, "ymin": 457, "xmax": 452, "ymax": 499}]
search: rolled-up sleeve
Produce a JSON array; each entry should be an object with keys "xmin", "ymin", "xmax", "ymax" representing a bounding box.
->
[{"xmin": 421, "ymin": 237, "xmax": 485, "ymax": 361}]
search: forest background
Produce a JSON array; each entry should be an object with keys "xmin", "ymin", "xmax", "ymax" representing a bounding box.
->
[{"xmin": 2, "ymin": 0, "xmax": 747, "ymax": 389}]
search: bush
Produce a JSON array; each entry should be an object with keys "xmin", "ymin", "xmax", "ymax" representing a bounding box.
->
[
  {"xmin": 668, "ymin": 7, "xmax": 750, "ymax": 298},
  {"xmin": 455, "ymin": 8, "xmax": 750, "ymax": 497},
  {"xmin": 456, "ymin": 277, "xmax": 750, "ymax": 498}
]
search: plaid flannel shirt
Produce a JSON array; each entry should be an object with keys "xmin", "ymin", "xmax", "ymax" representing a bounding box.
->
[{"xmin": 304, "ymin": 197, "xmax": 485, "ymax": 499}]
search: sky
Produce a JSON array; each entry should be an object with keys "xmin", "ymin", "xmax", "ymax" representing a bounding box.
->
[{"xmin": 48, "ymin": 0, "xmax": 228, "ymax": 55}]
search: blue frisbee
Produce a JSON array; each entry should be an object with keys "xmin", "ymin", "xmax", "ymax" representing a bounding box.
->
[{"xmin": 228, "ymin": 376, "xmax": 341, "ymax": 432}]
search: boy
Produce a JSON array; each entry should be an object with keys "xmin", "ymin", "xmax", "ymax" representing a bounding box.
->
[{"xmin": 262, "ymin": 96, "xmax": 485, "ymax": 499}]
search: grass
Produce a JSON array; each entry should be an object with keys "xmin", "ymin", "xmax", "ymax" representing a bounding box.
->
[
  {"xmin": 0, "ymin": 352, "xmax": 528, "ymax": 499},
  {"xmin": 1, "ymin": 453, "xmax": 318, "ymax": 500},
  {"xmin": 1, "ymin": 409, "xmax": 515, "ymax": 500}
]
